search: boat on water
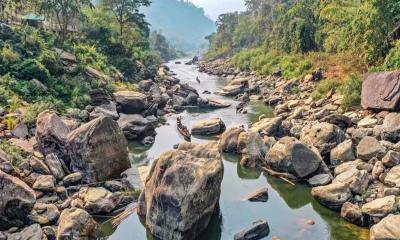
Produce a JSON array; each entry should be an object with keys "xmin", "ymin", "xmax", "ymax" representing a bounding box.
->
[
  {"xmin": 177, "ymin": 116, "xmax": 191, "ymax": 141},
  {"xmin": 196, "ymin": 76, "xmax": 201, "ymax": 83}
]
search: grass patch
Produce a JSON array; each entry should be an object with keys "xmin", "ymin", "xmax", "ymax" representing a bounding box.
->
[
  {"xmin": 338, "ymin": 76, "xmax": 362, "ymax": 111},
  {"xmin": 0, "ymin": 140, "xmax": 30, "ymax": 167},
  {"xmin": 312, "ymin": 78, "xmax": 342, "ymax": 100}
]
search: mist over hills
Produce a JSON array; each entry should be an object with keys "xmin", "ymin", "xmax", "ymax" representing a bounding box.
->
[{"xmin": 142, "ymin": 0, "xmax": 216, "ymax": 53}]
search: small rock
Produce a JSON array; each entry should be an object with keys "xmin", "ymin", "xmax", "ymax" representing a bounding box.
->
[
  {"xmin": 57, "ymin": 208, "xmax": 98, "ymax": 240},
  {"xmin": 330, "ymin": 140, "xmax": 355, "ymax": 165},
  {"xmin": 341, "ymin": 202, "xmax": 363, "ymax": 226},
  {"xmin": 246, "ymin": 188, "xmax": 268, "ymax": 202},
  {"xmin": 357, "ymin": 136, "xmax": 386, "ymax": 161},
  {"xmin": 234, "ymin": 219, "xmax": 270, "ymax": 240},
  {"xmin": 62, "ymin": 172, "xmax": 82, "ymax": 186},
  {"xmin": 33, "ymin": 175, "xmax": 55, "ymax": 192},
  {"xmin": 104, "ymin": 180, "xmax": 123, "ymax": 192},
  {"xmin": 361, "ymin": 195, "xmax": 396, "ymax": 218},
  {"xmin": 308, "ymin": 174, "xmax": 332, "ymax": 187},
  {"xmin": 7, "ymin": 224, "xmax": 42, "ymax": 240},
  {"xmin": 382, "ymin": 150, "xmax": 400, "ymax": 168},
  {"xmin": 11, "ymin": 122, "xmax": 29, "ymax": 139},
  {"xmin": 370, "ymin": 214, "xmax": 400, "ymax": 240}
]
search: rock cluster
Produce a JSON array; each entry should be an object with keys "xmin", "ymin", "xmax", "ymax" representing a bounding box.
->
[{"xmin": 200, "ymin": 58, "xmax": 400, "ymax": 239}]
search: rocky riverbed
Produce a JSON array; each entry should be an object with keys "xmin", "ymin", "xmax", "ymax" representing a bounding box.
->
[{"xmin": 1, "ymin": 55, "xmax": 398, "ymax": 240}]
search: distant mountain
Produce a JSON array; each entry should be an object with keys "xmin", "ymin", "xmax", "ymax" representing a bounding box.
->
[{"xmin": 142, "ymin": 0, "xmax": 216, "ymax": 53}]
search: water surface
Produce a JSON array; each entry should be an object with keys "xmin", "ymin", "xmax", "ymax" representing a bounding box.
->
[{"xmin": 101, "ymin": 59, "xmax": 369, "ymax": 240}]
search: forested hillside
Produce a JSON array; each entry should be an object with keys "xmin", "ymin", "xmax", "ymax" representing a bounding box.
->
[
  {"xmin": 0, "ymin": 0, "xmax": 176, "ymax": 127},
  {"xmin": 143, "ymin": 0, "xmax": 216, "ymax": 52},
  {"xmin": 207, "ymin": 0, "xmax": 400, "ymax": 78}
]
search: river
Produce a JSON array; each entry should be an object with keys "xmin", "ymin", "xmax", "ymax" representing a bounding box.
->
[{"xmin": 100, "ymin": 59, "xmax": 369, "ymax": 240}]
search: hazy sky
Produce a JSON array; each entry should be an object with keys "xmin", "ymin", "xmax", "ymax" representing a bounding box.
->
[{"xmin": 190, "ymin": 0, "xmax": 246, "ymax": 21}]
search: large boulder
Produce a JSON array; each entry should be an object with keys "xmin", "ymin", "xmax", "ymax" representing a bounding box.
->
[
  {"xmin": 381, "ymin": 113, "xmax": 400, "ymax": 142},
  {"xmin": 77, "ymin": 187, "xmax": 117, "ymax": 214},
  {"xmin": 114, "ymin": 90, "xmax": 148, "ymax": 114},
  {"xmin": 57, "ymin": 208, "xmax": 98, "ymax": 240},
  {"xmin": 357, "ymin": 136, "xmax": 386, "ymax": 161},
  {"xmin": 117, "ymin": 114, "xmax": 156, "ymax": 140},
  {"xmin": 0, "ymin": 170, "xmax": 36, "ymax": 230},
  {"xmin": 311, "ymin": 182, "xmax": 352, "ymax": 210},
  {"xmin": 361, "ymin": 195, "xmax": 396, "ymax": 218},
  {"xmin": 219, "ymin": 127, "xmax": 245, "ymax": 153},
  {"xmin": 35, "ymin": 111, "xmax": 70, "ymax": 155},
  {"xmin": 265, "ymin": 137, "xmax": 322, "ymax": 178},
  {"xmin": 66, "ymin": 116, "xmax": 130, "ymax": 182},
  {"xmin": 370, "ymin": 214, "xmax": 400, "ymax": 240},
  {"xmin": 240, "ymin": 131, "xmax": 270, "ymax": 168},
  {"xmin": 191, "ymin": 118, "xmax": 226, "ymax": 135},
  {"xmin": 138, "ymin": 142, "xmax": 223, "ymax": 240},
  {"xmin": 6, "ymin": 224, "xmax": 42, "ymax": 240},
  {"xmin": 361, "ymin": 71, "xmax": 400, "ymax": 111},
  {"xmin": 250, "ymin": 117, "xmax": 282, "ymax": 137},
  {"xmin": 300, "ymin": 122, "xmax": 345, "ymax": 156}
]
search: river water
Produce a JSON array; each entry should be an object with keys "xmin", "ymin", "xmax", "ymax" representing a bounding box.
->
[{"xmin": 101, "ymin": 59, "xmax": 369, "ymax": 240}]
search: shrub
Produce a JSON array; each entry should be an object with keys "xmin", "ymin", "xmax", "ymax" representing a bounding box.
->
[
  {"xmin": 13, "ymin": 59, "xmax": 50, "ymax": 83},
  {"xmin": 73, "ymin": 44, "xmax": 108, "ymax": 72},
  {"xmin": 38, "ymin": 50, "xmax": 64, "ymax": 75},
  {"xmin": 339, "ymin": 76, "xmax": 362, "ymax": 111},
  {"xmin": 1, "ymin": 43, "xmax": 20, "ymax": 64},
  {"xmin": 22, "ymin": 100, "xmax": 55, "ymax": 126},
  {"xmin": 312, "ymin": 78, "xmax": 342, "ymax": 100}
]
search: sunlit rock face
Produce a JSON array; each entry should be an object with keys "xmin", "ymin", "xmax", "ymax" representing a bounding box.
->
[{"xmin": 138, "ymin": 142, "xmax": 223, "ymax": 240}]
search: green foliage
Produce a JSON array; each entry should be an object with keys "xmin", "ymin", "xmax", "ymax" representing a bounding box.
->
[
  {"xmin": 38, "ymin": 50, "xmax": 64, "ymax": 76},
  {"xmin": 73, "ymin": 43, "xmax": 109, "ymax": 72},
  {"xmin": 339, "ymin": 76, "xmax": 362, "ymax": 111},
  {"xmin": 207, "ymin": 0, "xmax": 400, "ymax": 72},
  {"xmin": 13, "ymin": 59, "xmax": 50, "ymax": 82},
  {"xmin": 0, "ymin": 140, "xmax": 30, "ymax": 167},
  {"xmin": 373, "ymin": 41, "xmax": 400, "ymax": 71},
  {"xmin": 1, "ymin": 43, "xmax": 20, "ymax": 64},
  {"xmin": 22, "ymin": 100, "xmax": 56, "ymax": 126},
  {"xmin": 232, "ymin": 48, "xmax": 312, "ymax": 78},
  {"xmin": 312, "ymin": 78, "xmax": 341, "ymax": 100},
  {"xmin": 150, "ymin": 31, "xmax": 180, "ymax": 61}
]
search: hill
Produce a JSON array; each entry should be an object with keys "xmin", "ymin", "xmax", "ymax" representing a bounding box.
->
[{"xmin": 143, "ymin": 0, "xmax": 216, "ymax": 52}]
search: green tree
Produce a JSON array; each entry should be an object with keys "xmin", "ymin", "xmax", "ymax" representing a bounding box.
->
[
  {"xmin": 39, "ymin": 0, "xmax": 93, "ymax": 44},
  {"xmin": 101, "ymin": 0, "xmax": 150, "ymax": 40}
]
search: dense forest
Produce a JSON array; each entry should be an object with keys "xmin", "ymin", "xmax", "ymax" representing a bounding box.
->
[
  {"xmin": 207, "ymin": 1, "xmax": 400, "ymax": 76},
  {"xmin": 0, "ymin": 0, "xmax": 178, "ymax": 127},
  {"xmin": 143, "ymin": 0, "xmax": 216, "ymax": 52}
]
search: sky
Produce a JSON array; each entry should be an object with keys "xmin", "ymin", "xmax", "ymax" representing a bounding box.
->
[{"xmin": 190, "ymin": 0, "xmax": 246, "ymax": 20}]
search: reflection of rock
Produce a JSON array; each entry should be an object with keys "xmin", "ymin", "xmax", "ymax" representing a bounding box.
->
[{"xmin": 138, "ymin": 142, "xmax": 223, "ymax": 240}]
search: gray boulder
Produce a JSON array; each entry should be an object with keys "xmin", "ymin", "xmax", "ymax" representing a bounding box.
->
[
  {"xmin": 381, "ymin": 113, "xmax": 400, "ymax": 142},
  {"xmin": 250, "ymin": 117, "xmax": 282, "ymax": 137},
  {"xmin": 57, "ymin": 208, "xmax": 98, "ymax": 240},
  {"xmin": 357, "ymin": 136, "xmax": 386, "ymax": 161},
  {"xmin": 234, "ymin": 220, "xmax": 270, "ymax": 240},
  {"xmin": 300, "ymin": 122, "xmax": 345, "ymax": 156},
  {"xmin": 191, "ymin": 118, "xmax": 226, "ymax": 135},
  {"xmin": 7, "ymin": 224, "xmax": 42, "ymax": 240},
  {"xmin": 219, "ymin": 127, "xmax": 245, "ymax": 153},
  {"xmin": 114, "ymin": 90, "xmax": 148, "ymax": 114},
  {"xmin": 330, "ymin": 140, "xmax": 355, "ymax": 165},
  {"xmin": 35, "ymin": 111, "xmax": 69, "ymax": 155},
  {"xmin": 265, "ymin": 137, "xmax": 322, "ymax": 178},
  {"xmin": 66, "ymin": 116, "xmax": 130, "ymax": 182},
  {"xmin": 308, "ymin": 174, "xmax": 332, "ymax": 187},
  {"xmin": 361, "ymin": 195, "xmax": 396, "ymax": 218},
  {"xmin": 0, "ymin": 170, "xmax": 36, "ymax": 230},
  {"xmin": 341, "ymin": 202, "xmax": 362, "ymax": 226},
  {"xmin": 311, "ymin": 182, "xmax": 352, "ymax": 210},
  {"xmin": 138, "ymin": 142, "xmax": 223, "ymax": 240},
  {"xmin": 117, "ymin": 114, "xmax": 156, "ymax": 141}
]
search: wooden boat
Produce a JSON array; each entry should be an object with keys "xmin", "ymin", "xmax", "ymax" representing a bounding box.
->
[
  {"xmin": 177, "ymin": 118, "xmax": 191, "ymax": 141},
  {"xmin": 196, "ymin": 77, "xmax": 201, "ymax": 83}
]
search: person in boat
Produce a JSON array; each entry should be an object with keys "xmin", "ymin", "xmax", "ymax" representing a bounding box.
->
[
  {"xmin": 196, "ymin": 76, "xmax": 200, "ymax": 83},
  {"xmin": 177, "ymin": 116, "xmax": 190, "ymax": 136},
  {"xmin": 236, "ymin": 102, "xmax": 245, "ymax": 113}
]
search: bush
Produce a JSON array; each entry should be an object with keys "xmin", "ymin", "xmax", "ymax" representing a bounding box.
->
[
  {"xmin": 38, "ymin": 50, "xmax": 64, "ymax": 75},
  {"xmin": 1, "ymin": 43, "xmax": 20, "ymax": 65},
  {"xmin": 232, "ymin": 48, "xmax": 313, "ymax": 78},
  {"xmin": 339, "ymin": 76, "xmax": 362, "ymax": 111},
  {"xmin": 13, "ymin": 59, "xmax": 50, "ymax": 83},
  {"xmin": 22, "ymin": 100, "xmax": 55, "ymax": 126},
  {"xmin": 312, "ymin": 78, "xmax": 342, "ymax": 100},
  {"xmin": 73, "ymin": 44, "xmax": 108, "ymax": 72}
]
